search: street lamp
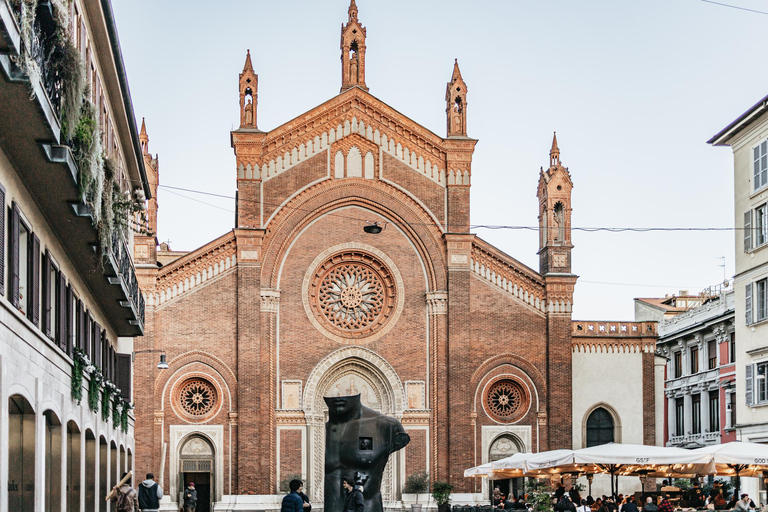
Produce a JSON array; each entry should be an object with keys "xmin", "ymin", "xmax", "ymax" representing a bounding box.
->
[
  {"xmin": 363, "ymin": 221, "xmax": 385, "ymax": 234},
  {"xmin": 132, "ymin": 349, "xmax": 169, "ymax": 370}
]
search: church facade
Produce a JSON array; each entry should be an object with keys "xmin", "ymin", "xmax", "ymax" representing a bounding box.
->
[{"xmin": 131, "ymin": 2, "xmax": 661, "ymax": 510}]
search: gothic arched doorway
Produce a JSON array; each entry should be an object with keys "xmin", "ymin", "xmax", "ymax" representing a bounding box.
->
[
  {"xmin": 179, "ymin": 435, "xmax": 214, "ymax": 512},
  {"xmin": 488, "ymin": 434, "xmax": 524, "ymax": 503},
  {"xmin": 303, "ymin": 347, "xmax": 406, "ymax": 505}
]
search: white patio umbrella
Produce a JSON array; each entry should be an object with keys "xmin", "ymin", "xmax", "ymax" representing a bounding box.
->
[
  {"xmin": 463, "ymin": 452, "xmax": 534, "ymax": 478},
  {"xmin": 691, "ymin": 441, "xmax": 768, "ymax": 495},
  {"xmin": 572, "ymin": 443, "xmax": 715, "ymax": 496},
  {"xmin": 463, "ymin": 462, "xmax": 494, "ymax": 478}
]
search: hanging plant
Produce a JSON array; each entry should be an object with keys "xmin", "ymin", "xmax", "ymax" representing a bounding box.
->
[
  {"xmin": 120, "ymin": 401, "xmax": 133, "ymax": 433},
  {"xmin": 101, "ymin": 380, "xmax": 116, "ymax": 422},
  {"xmin": 112, "ymin": 399, "xmax": 122, "ymax": 427},
  {"xmin": 70, "ymin": 348, "xmax": 90, "ymax": 404},
  {"xmin": 88, "ymin": 368, "xmax": 102, "ymax": 412}
]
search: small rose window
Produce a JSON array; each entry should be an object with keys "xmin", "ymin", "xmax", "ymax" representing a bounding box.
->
[
  {"xmin": 485, "ymin": 379, "xmax": 527, "ymax": 422},
  {"xmin": 179, "ymin": 379, "xmax": 217, "ymax": 417}
]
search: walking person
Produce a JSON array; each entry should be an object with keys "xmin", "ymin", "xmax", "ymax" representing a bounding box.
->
[
  {"xmin": 111, "ymin": 472, "xmax": 139, "ymax": 512},
  {"xmin": 183, "ymin": 482, "xmax": 198, "ymax": 512},
  {"xmin": 343, "ymin": 477, "xmax": 365, "ymax": 512},
  {"xmin": 282, "ymin": 479, "xmax": 305, "ymax": 512},
  {"xmin": 138, "ymin": 473, "xmax": 164, "ymax": 512}
]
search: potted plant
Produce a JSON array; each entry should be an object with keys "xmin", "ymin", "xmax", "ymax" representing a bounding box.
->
[
  {"xmin": 431, "ymin": 480, "xmax": 453, "ymax": 512},
  {"xmin": 403, "ymin": 472, "xmax": 430, "ymax": 511}
]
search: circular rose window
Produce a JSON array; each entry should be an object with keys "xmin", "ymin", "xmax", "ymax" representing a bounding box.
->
[
  {"xmin": 309, "ymin": 251, "xmax": 396, "ymax": 339},
  {"xmin": 485, "ymin": 379, "xmax": 528, "ymax": 422},
  {"xmin": 179, "ymin": 379, "xmax": 217, "ymax": 418}
]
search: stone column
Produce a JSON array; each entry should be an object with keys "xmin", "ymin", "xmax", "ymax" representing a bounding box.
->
[
  {"xmin": 667, "ymin": 392, "xmax": 676, "ymax": 438},
  {"xmin": 700, "ymin": 386, "xmax": 710, "ymax": 436},
  {"xmin": 683, "ymin": 390, "xmax": 692, "ymax": 437}
]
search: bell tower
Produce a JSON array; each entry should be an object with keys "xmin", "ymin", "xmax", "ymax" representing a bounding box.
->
[
  {"xmin": 446, "ymin": 59, "xmax": 468, "ymax": 137},
  {"xmin": 340, "ymin": 0, "xmax": 368, "ymax": 92},
  {"xmin": 239, "ymin": 49, "xmax": 258, "ymax": 128},
  {"xmin": 537, "ymin": 133, "xmax": 574, "ymax": 275}
]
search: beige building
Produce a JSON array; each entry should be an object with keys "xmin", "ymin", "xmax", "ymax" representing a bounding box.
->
[
  {"xmin": 0, "ymin": 0, "xmax": 149, "ymax": 511},
  {"xmin": 710, "ymin": 93, "xmax": 768, "ymax": 499}
]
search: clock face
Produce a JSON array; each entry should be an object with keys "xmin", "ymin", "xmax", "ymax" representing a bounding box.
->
[{"xmin": 553, "ymin": 254, "xmax": 566, "ymax": 268}]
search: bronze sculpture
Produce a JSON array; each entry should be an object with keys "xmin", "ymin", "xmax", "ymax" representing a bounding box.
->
[{"xmin": 324, "ymin": 394, "xmax": 410, "ymax": 512}]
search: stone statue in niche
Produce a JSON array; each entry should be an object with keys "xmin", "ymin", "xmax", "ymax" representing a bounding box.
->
[
  {"xmin": 349, "ymin": 50, "xmax": 359, "ymax": 82},
  {"xmin": 244, "ymin": 98, "xmax": 253, "ymax": 125},
  {"xmin": 324, "ymin": 394, "xmax": 409, "ymax": 512}
]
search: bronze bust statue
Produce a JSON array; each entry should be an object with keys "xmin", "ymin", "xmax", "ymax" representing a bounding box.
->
[{"xmin": 324, "ymin": 394, "xmax": 410, "ymax": 512}]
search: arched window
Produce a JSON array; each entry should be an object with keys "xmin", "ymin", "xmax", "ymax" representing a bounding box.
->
[{"xmin": 586, "ymin": 407, "xmax": 615, "ymax": 447}]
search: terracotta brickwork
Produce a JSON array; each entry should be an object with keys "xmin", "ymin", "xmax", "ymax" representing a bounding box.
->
[
  {"xmin": 280, "ymin": 429, "xmax": 303, "ymax": 482},
  {"xmin": 404, "ymin": 429, "xmax": 428, "ymax": 475},
  {"xmin": 130, "ymin": 1, "xmax": 656, "ymax": 505}
]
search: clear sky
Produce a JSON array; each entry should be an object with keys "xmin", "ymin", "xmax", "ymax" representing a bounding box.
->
[{"xmin": 111, "ymin": 0, "xmax": 768, "ymax": 320}]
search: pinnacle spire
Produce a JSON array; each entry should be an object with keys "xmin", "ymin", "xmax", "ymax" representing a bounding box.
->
[
  {"xmin": 139, "ymin": 117, "xmax": 149, "ymax": 153},
  {"xmin": 349, "ymin": 0, "xmax": 358, "ymax": 21},
  {"xmin": 452, "ymin": 58, "xmax": 463, "ymax": 80},
  {"xmin": 550, "ymin": 132, "xmax": 561, "ymax": 167},
  {"xmin": 242, "ymin": 49, "xmax": 253, "ymax": 72}
]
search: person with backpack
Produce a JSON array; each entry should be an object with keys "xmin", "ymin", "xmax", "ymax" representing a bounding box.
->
[
  {"xmin": 138, "ymin": 473, "xmax": 164, "ymax": 512},
  {"xmin": 111, "ymin": 472, "xmax": 139, "ymax": 512}
]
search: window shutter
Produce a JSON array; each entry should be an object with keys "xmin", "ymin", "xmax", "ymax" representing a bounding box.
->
[
  {"xmin": 10, "ymin": 204, "xmax": 19, "ymax": 307},
  {"xmin": 76, "ymin": 300, "xmax": 84, "ymax": 352},
  {"xmin": 58, "ymin": 271, "xmax": 67, "ymax": 350},
  {"xmin": 30, "ymin": 235, "xmax": 39, "ymax": 327},
  {"xmin": 746, "ymin": 210, "xmax": 753, "ymax": 252},
  {"xmin": 747, "ymin": 364, "xmax": 754, "ymax": 406},
  {"xmin": 86, "ymin": 313, "xmax": 93, "ymax": 359},
  {"xmin": 94, "ymin": 321, "xmax": 101, "ymax": 368},
  {"xmin": 115, "ymin": 354, "xmax": 132, "ymax": 401},
  {"xmin": 66, "ymin": 285, "xmax": 74, "ymax": 356},
  {"xmin": 747, "ymin": 283, "xmax": 754, "ymax": 326},
  {"xmin": 42, "ymin": 251, "xmax": 51, "ymax": 336},
  {"xmin": 0, "ymin": 184, "xmax": 6, "ymax": 295}
]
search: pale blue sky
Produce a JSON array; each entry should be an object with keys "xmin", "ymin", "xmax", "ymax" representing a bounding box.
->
[{"xmin": 111, "ymin": 0, "xmax": 768, "ymax": 320}]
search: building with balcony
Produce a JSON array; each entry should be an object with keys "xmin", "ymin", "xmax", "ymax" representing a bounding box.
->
[
  {"xmin": 709, "ymin": 91, "xmax": 768, "ymax": 503},
  {"xmin": 0, "ymin": 0, "xmax": 149, "ymax": 510},
  {"xmin": 652, "ymin": 288, "xmax": 736, "ymax": 449}
]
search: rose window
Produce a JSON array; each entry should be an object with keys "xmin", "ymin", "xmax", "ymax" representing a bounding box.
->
[
  {"xmin": 485, "ymin": 380, "xmax": 527, "ymax": 421},
  {"xmin": 179, "ymin": 379, "xmax": 216, "ymax": 417},
  {"xmin": 310, "ymin": 251, "xmax": 396, "ymax": 338}
]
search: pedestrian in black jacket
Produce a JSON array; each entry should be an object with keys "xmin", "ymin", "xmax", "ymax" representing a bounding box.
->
[{"xmin": 343, "ymin": 477, "xmax": 365, "ymax": 512}]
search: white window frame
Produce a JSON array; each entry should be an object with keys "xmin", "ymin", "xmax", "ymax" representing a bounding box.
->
[
  {"xmin": 746, "ymin": 278, "xmax": 768, "ymax": 325},
  {"xmin": 744, "ymin": 203, "xmax": 768, "ymax": 252},
  {"xmin": 754, "ymin": 138, "xmax": 768, "ymax": 192},
  {"xmin": 757, "ymin": 361, "xmax": 768, "ymax": 404}
]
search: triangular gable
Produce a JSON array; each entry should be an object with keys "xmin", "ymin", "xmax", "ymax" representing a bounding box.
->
[{"xmin": 236, "ymin": 88, "xmax": 450, "ymax": 188}]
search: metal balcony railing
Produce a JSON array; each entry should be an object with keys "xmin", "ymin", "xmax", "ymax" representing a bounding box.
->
[
  {"xmin": 111, "ymin": 231, "xmax": 145, "ymax": 328},
  {"xmin": 11, "ymin": 0, "xmax": 63, "ymax": 116}
]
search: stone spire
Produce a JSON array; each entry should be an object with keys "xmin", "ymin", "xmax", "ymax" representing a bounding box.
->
[
  {"xmin": 446, "ymin": 59, "xmax": 468, "ymax": 137},
  {"xmin": 242, "ymin": 49, "xmax": 254, "ymax": 72},
  {"xmin": 340, "ymin": 0, "xmax": 368, "ymax": 92},
  {"xmin": 139, "ymin": 117, "xmax": 149, "ymax": 154},
  {"xmin": 550, "ymin": 132, "xmax": 560, "ymax": 167}
]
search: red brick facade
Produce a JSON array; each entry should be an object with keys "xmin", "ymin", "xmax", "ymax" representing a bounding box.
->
[{"xmin": 126, "ymin": 2, "xmax": 647, "ymax": 505}]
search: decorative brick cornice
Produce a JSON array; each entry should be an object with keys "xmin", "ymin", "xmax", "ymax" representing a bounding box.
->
[
  {"xmin": 401, "ymin": 412, "xmax": 430, "ymax": 425},
  {"xmin": 260, "ymin": 289, "xmax": 281, "ymax": 313},
  {"xmin": 471, "ymin": 238, "xmax": 546, "ymax": 315},
  {"xmin": 150, "ymin": 232, "xmax": 237, "ymax": 308},
  {"xmin": 571, "ymin": 321, "xmax": 658, "ymax": 353},
  {"xmin": 425, "ymin": 291, "xmax": 448, "ymax": 315},
  {"xmin": 276, "ymin": 411, "xmax": 306, "ymax": 425}
]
